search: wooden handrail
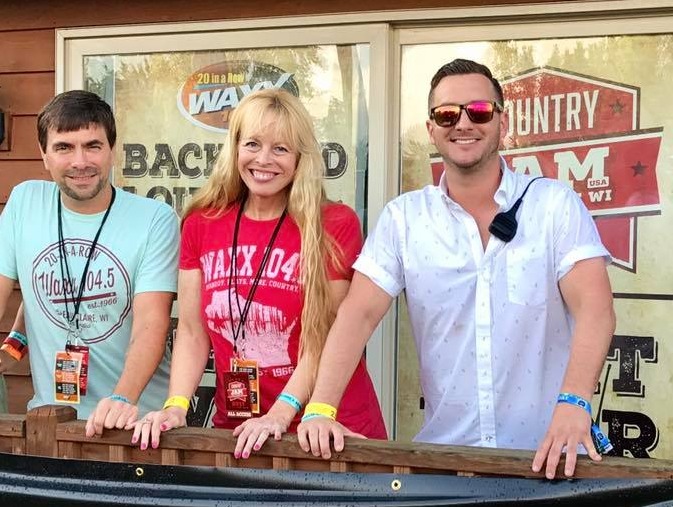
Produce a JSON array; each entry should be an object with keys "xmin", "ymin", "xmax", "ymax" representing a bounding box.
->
[{"xmin": 2, "ymin": 406, "xmax": 673, "ymax": 479}]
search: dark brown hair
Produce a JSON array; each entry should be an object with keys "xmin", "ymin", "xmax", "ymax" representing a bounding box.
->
[
  {"xmin": 428, "ymin": 59, "xmax": 504, "ymax": 114},
  {"xmin": 37, "ymin": 90, "xmax": 116, "ymax": 151}
]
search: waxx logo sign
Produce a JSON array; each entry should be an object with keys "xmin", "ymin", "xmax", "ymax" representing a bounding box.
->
[
  {"xmin": 430, "ymin": 67, "xmax": 663, "ymax": 272},
  {"xmin": 177, "ymin": 60, "xmax": 299, "ymax": 133}
]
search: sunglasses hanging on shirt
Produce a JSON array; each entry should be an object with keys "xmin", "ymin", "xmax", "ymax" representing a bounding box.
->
[
  {"xmin": 489, "ymin": 177, "xmax": 543, "ymax": 243},
  {"xmin": 430, "ymin": 100, "xmax": 503, "ymax": 127}
]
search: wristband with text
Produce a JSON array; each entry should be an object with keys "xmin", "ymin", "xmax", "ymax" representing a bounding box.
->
[
  {"xmin": 557, "ymin": 392, "xmax": 613, "ymax": 454},
  {"xmin": 303, "ymin": 402, "xmax": 337, "ymax": 420},
  {"xmin": 277, "ymin": 392, "xmax": 302, "ymax": 412},
  {"xmin": 108, "ymin": 394, "xmax": 131, "ymax": 404},
  {"xmin": 557, "ymin": 392, "xmax": 592, "ymax": 415},
  {"xmin": 163, "ymin": 395, "xmax": 190, "ymax": 412}
]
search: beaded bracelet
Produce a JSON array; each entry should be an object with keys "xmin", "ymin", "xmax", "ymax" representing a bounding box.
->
[
  {"xmin": 303, "ymin": 402, "xmax": 337, "ymax": 421},
  {"xmin": 108, "ymin": 394, "xmax": 132, "ymax": 404},
  {"xmin": 163, "ymin": 395, "xmax": 190, "ymax": 411},
  {"xmin": 277, "ymin": 392, "xmax": 302, "ymax": 411}
]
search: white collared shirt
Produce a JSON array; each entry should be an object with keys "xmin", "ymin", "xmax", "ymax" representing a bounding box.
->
[{"xmin": 354, "ymin": 162, "xmax": 610, "ymax": 450}]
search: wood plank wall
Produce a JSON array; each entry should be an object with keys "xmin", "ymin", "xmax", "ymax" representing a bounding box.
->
[
  {"xmin": 0, "ymin": 0, "xmax": 570, "ymax": 414},
  {"xmin": 0, "ymin": 25, "xmax": 54, "ymax": 412}
]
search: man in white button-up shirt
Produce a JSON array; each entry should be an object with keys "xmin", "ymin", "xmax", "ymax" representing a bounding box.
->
[{"xmin": 298, "ymin": 59, "xmax": 615, "ymax": 479}]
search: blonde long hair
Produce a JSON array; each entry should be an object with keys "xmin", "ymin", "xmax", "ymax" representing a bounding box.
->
[{"xmin": 183, "ymin": 88, "xmax": 344, "ymax": 380}]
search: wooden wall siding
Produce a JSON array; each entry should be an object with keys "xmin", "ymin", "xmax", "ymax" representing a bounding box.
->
[
  {"xmin": 0, "ymin": 0, "xmax": 572, "ymax": 31},
  {"xmin": 0, "ymin": 30, "xmax": 55, "ymax": 73},
  {"xmin": 0, "ymin": 162, "xmax": 50, "ymax": 201},
  {"xmin": 0, "ymin": 117, "xmax": 41, "ymax": 160},
  {"xmin": 0, "ymin": 73, "xmax": 54, "ymax": 117},
  {"xmin": 0, "ymin": 11, "xmax": 51, "ymax": 420},
  {"xmin": 2, "ymin": 406, "xmax": 673, "ymax": 478}
]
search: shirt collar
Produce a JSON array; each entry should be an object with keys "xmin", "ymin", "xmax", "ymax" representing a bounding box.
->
[{"xmin": 438, "ymin": 156, "xmax": 517, "ymax": 210}]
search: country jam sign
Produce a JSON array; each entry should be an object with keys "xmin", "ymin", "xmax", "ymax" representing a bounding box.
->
[
  {"xmin": 177, "ymin": 60, "xmax": 300, "ymax": 133},
  {"xmin": 430, "ymin": 67, "xmax": 664, "ymax": 272}
]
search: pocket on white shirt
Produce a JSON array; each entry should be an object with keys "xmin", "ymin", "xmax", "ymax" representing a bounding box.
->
[{"xmin": 506, "ymin": 248, "xmax": 547, "ymax": 306}]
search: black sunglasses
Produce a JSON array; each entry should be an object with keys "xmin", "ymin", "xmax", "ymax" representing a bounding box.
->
[{"xmin": 430, "ymin": 100, "xmax": 503, "ymax": 127}]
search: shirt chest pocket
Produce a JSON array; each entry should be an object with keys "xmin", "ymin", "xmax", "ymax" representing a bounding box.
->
[{"xmin": 506, "ymin": 248, "xmax": 548, "ymax": 306}]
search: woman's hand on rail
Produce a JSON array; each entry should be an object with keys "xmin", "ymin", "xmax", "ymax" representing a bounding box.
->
[
  {"xmin": 232, "ymin": 412, "xmax": 291, "ymax": 459},
  {"xmin": 297, "ymin": 416, "xmax": 365, "ymax": 459},
  {"xmin": 130, "ymin": 407, "xmax": 187, "ymax": 450}
]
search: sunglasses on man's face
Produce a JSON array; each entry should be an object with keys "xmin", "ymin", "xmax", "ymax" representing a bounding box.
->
[{"xmin": 429, "ymin": 100, "xmax": 503, "ymax": 127}]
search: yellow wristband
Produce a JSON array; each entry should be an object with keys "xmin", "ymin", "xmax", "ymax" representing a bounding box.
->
[
  {"xmin": 304, "ymin": 402, "xmax": 337, "ymax": 420},
  {"xmin": 163, "ymin": 395, "xmax": 190, "ymax": 412}
]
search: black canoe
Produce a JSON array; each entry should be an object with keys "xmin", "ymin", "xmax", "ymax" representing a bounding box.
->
[{"xmin": 2, "ymin": 452, "xmax": 673, "ymax": 507}]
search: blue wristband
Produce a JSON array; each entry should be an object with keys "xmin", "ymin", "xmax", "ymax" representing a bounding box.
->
[
  {"xmin": 277, "ymin": 392, "xmax": 302, "ymax": 411},
  {"xmin": 8, "ymin": 330, "xmax": 28, "ymax": 347},
  {"xmin": 557, "ymin": 392, "xmax": 592, "ymax": 415},
  {"xmin": 558, "ymin": 393, "xmax": 613, "ymax": 454},
  {"xmin": 108, "ymin": 394, "xmax": 131, "ymax": 404},
  {"xmin": 591, "ymin": 424, "xmax": 613, "ymax": 454}
]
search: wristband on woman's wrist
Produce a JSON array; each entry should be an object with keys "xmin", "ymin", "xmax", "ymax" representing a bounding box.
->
[
  {"xmin": 108, "ymin": 394, "xmax": 132, "ymax": 404},
  {"xmin": 301, "ymin": 413, "xmax": 328, "ymax": 423},
  {"xmin": 303, "ymin": 402, "xmax": 337, "ymax": 421},
  {"xmin": 163, "ymin": 395, "xmax": 190, "ymax": 412},
  {"xmin": 277, "ymin": 392, "xmax": 302, "ymax": 411}
]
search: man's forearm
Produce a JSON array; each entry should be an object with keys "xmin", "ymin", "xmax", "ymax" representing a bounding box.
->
[
  {"xmin": 558, "ymin": 258, "xmax": 616, "ymax": 400},
  {"xmin": 561, "ymin": 309, "xmax": 615, "ymax": 400},
  {"xmin": 114, "ymin": 322, "xmax": 169, "ymax": 402}
]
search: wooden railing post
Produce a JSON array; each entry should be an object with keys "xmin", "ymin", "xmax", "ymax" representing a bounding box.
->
[{"xmin": 25, "ymin": 405, "xmax": 77, "ymax": 457}]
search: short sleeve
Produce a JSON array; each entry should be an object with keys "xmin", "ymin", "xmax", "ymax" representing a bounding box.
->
[
  {"xmin": 353, "ymin": 201, "xmax": 405, "ymax": 298},
  {"xmin": 323, "ymin": 203, "xmax": 363, "ymax": 281},
  {"xmin": 553, "ymin": 185, "xmax": 611, "ymax": 280},
  {"xmin": 179, "ymin": 211, "xmax": 202, "ymax": 271},
  {"xmin": 0, "ymin": 184, "xmax": 22, "ymax": 280},
  {"xmin": 134, "ymin": 204, "xmax": 180, "ymax": 294}
]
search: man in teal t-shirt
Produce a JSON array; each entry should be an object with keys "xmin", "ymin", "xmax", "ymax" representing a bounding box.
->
[{"xmin": 0, "ymin": 90, "xmax": 178, "ymax": 436}]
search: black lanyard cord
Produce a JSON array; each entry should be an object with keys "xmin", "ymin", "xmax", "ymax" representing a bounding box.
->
[
  {"xmin": 227, "ymin": 201, "xmax": 287, "ymax": 357},
  {"xmin": 57, "ymin": 185, "xmax": 116, "ymax": 329}
]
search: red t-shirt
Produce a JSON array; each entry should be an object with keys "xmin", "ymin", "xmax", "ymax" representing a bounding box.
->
[{"xmin": 180, "ymin": 202, "xmax": 386, "ymax": 438}]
